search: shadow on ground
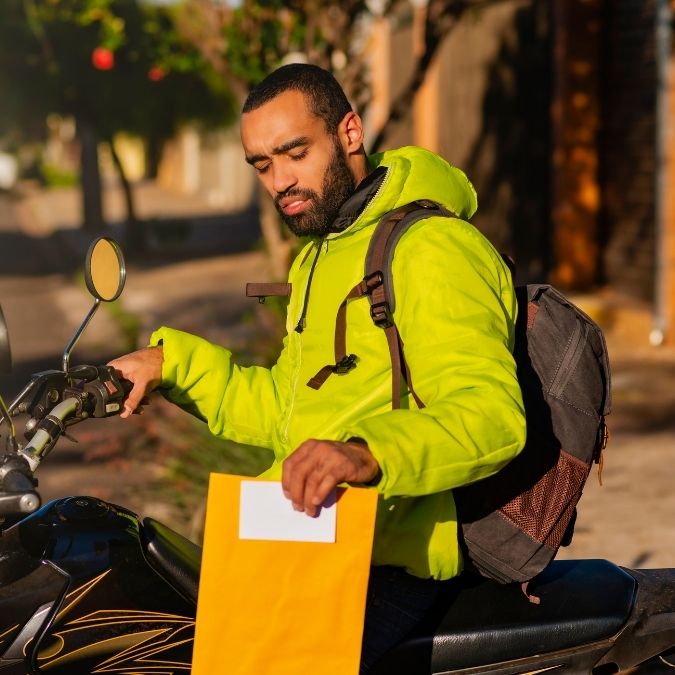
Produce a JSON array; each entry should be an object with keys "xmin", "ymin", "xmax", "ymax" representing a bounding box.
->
[{"xmin": 0, "ymin": 207, "xmax": 261, "ymax": 277}]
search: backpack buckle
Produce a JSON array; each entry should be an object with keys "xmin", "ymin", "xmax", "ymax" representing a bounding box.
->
[
  {"xmin": 371, "ymin": 301, "xmax": 393, "ymax": 328},
  {"xmin": 363, "ymin": 271, "xmax": 384, "ymax": 292},
  {"xmin": 334, "ymin": 353, "xmax": 358, "ymax": 374}
]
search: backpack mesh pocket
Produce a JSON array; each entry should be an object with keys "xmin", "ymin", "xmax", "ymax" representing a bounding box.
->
[{"xmin": 498, "ymin": 450, "xmax": 591, "ymax": 547}]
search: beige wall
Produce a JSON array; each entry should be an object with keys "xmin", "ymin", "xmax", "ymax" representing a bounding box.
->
[
  {"xmin": 158, "ymin": 125, "xmax": 256, "ymax": 213},
  {"xmin": 369, "ymin": 1, "xmax": 551, "ymax": 277}
]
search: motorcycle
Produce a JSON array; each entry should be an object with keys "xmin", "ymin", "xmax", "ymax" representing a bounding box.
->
[{"xmin": 0, "ymin": 237, "xmax": 673, "ymax": 674}]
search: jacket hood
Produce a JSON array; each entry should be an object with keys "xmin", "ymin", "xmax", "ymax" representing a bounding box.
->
[{"xmin": 328, "ymin": 146, "xmax": 477, "ymax": 239}]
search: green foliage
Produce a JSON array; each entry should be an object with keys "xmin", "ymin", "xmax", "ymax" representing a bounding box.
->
[
  {"xmin": 176, "ymin": 0, "xmax": 388, "ymax": 106},
  {"xmin": 224, "ymin": 3, "xmax": 308, "ymax": 86},
  {"xmin": 0, "ymin": 0, "xmax": 236, "ymax": 146},
  {"xmin": 164, "ymin": 426, "xmax": 271, "ymax": 494}
]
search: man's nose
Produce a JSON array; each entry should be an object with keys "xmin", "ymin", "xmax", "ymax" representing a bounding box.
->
[{"xmin": 272, "ymin": 164, "xmax": 297, "ymax": 194}]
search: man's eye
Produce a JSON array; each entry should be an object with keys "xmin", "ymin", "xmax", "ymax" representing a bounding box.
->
[
  {"xmin": 255, "ymin": 163, "xmax": 270, "ymax": 174},
  {"xmin": 290, "ymin": 150, "xmax": 308, "ymax": 161}
]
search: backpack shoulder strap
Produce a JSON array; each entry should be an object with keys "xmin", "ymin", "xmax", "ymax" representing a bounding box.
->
[
  {"xmin": 306, "ymin": 200, "xmax": 456, "ymax": 409},
  {"xmin": 365, "ymin": 200, "xmax": 454, "ymax": 323},
  {"xmin": 364, "ymin": 201, "xmax": 456, "ymax": 409}
]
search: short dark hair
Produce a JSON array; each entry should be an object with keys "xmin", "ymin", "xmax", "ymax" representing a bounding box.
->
[{"xmin": 242, "ymin": 63, "xmax": 352, "ymax": 134}]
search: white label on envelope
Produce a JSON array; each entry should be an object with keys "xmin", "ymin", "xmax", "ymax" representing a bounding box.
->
[{"xmin": 238, "ymin": 481, "xmax": 336, "ymax": 543}]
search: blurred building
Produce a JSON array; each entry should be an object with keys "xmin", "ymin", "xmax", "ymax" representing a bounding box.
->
[
  {"xmin": 366, "ymin": 0, "xmax": 675, "ymax": 343},
  {"xmin": 156, "ymin": 126, "xmax": 255, "ymax": 213}
]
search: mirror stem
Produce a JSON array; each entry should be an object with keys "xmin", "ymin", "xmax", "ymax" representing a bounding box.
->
[{"xmin": 62, "ymin": 298, "xmax": 101, "ymax": 375}]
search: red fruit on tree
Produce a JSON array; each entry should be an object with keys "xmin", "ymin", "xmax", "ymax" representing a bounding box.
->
[
  {"xmin": 148, "ymin": 66, "xmax": 166, "ymax": 82},
  {"xmin": 92, "ymin": 47, "xmax": 114, "ymax": 71}
]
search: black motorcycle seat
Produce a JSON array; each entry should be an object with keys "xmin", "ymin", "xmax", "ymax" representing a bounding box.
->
[
  {"xmin": 373, "ymin": 559, "xmax": 637, "ymax": 673},
  {"xmin": 142, "ymin": 517, "xmax": 201, "ymax": 604}
]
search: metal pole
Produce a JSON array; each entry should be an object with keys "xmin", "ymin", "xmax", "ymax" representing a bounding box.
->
[{"xmin": 651, "ymin": 0, "xmax": 672, "ymax": 346}]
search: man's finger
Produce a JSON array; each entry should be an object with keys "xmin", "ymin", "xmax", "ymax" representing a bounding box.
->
[
  {"xmin": 308, "ymin": 473, "xmax": 339, "ymax": 515},
  {"xmin": 282, "ymin": 452, "xmax": 305, "ymax": 510},
  {"xmin": 281, "ymin": 440, "xmax": 312, "ymax": 501},
  {"xmin": 302, "ymin": 468, "xmax": 327, "ymax": 516},
  {"xmin": 120, "ymin": 382, "xmax": 147, "ymax": 418}
]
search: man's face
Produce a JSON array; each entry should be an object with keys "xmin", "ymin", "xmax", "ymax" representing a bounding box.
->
[{"xmin": 241, "ymin": 90, "xmax": 357, "ymax": 237}]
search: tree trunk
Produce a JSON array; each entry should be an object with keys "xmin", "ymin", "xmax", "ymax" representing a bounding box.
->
[
  {"xmin": 78, "ymin": 121, "xmax": 104, "ymax": 232},
  {"xmin": 145, "ymin": 135, "xmax": 164, "ymax": 180},
  {"xmin": 549, "ymin": 0, "xmax": 602, "ymax": 290},
  {"xmin": 109, "ymin": 137, "xmax": 146, "ymax": 254}
]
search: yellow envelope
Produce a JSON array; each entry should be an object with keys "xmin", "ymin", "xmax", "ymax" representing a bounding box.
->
[{"xmin": 192, "ymin": 473, "xmax": 378, "ymax": 675}]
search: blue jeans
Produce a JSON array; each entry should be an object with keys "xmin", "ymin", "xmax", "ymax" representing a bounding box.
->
[{"xmin": 359, "ymin": 566, "xmax": 447, "ymax": 674}]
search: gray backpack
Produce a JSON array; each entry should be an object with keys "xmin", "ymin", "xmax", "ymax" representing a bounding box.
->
[{"xmin": 308, "ymin": 201, "xmax": 612, "ymax": 589}]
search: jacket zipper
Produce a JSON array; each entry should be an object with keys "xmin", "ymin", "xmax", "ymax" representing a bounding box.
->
[
  {"xmin": 282, "ymin": 239, "xmax": 323, "ymax": 445},
  {"xmin": 357, "ymin": 168, "xmax": 391, "ymax": 226},
  {"xmin": 284, "ymin": 167, "xmax": 391, "ymax": 443},
  {"xmin": 294, "ymin": 239, "xmax": 324, "ymax": 333}
]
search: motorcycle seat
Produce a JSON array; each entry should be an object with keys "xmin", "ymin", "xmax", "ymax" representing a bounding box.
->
[
  {"xmin": 373, "ymin": 559, "xmax": 637, "ymax": 673},
  {"xmin": 142, "ymin": 517, "xmax": 201, "ymax": 604}
]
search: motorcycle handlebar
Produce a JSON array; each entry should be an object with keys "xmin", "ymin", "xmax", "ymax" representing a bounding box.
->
[
  {"xmin": 13, "ymin": 366, "xmax": 135, "ymax": 472},
  {"xmin": 20, "ymin": 397, "xmax": 80, "ymax": 471},
  {"xmin": 3, "ymin": 469, "xmax": 35, "ymax": 495}
]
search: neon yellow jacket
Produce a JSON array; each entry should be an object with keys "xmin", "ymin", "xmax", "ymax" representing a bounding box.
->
[{"xmin": 150, "ymin": 146, "xmax": 526, "ymax": 580}]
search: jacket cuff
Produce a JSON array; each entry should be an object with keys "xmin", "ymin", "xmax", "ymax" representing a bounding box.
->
[{"xmin": 148, "ymin": 326, "xmax": 188, "ymax": 390}]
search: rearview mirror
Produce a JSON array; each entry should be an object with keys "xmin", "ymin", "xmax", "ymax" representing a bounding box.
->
[
  {"xmin": 63, "ymin": 237, "xmax": 126, "ymax": 373},
  {"xmin": 84, "ymin": 237, "xmax": 126, "ymax": 302}
]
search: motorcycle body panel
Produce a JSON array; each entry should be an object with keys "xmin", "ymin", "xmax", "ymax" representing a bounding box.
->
[{"xmin": 0, "ymin": 497, "xmax": 196, "ymax": 675}]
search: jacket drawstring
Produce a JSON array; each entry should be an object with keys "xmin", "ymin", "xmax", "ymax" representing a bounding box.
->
[{"xmin": 294, "ymin": 239, "xmax": 324, "ymax": 333}]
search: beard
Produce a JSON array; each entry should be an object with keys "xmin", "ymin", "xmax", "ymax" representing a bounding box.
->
[{"xmin": 275, "ymin": 136, "xmax": 356, "ymax": 237}]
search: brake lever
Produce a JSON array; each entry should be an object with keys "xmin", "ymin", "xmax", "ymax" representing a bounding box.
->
[{"xmin": 68, "ymin": 364, "xmax": 101, "ymax": 383}]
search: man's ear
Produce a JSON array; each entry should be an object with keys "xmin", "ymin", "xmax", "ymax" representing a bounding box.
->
[{"xmin": 339, "ymin": 111, "xmax": 364, "ymax": 154}]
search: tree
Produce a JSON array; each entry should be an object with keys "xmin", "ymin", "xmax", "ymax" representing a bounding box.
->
[
  {"xmin": 171, "ymin": 0, "xmax": 509, "ymax": 276},
  {"xmin": 177, "ymin": 0, "xmax": 511, "ymax": 146},
  {"xmin": 0, "ymin": 0, "xmax": 236, "ymax": 251}
]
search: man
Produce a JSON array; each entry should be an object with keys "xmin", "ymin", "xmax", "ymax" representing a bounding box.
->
[{"xmin": 110, "ymin": 63, "xmax": 526, "ymax": 672}]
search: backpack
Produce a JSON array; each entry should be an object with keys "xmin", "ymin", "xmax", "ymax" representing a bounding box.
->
[{"xmin": 305, "ymin": 200, "xmax": 612, "ymax": 588}]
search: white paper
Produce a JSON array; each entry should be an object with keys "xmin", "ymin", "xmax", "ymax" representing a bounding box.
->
[{"xmin": 238, "ymin": 481, "xmax": 336, "ymax": 543}]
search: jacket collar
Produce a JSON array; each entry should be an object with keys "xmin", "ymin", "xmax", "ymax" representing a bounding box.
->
[{"xmin": 329, "ymin": 166, "xmax": 388, "ymax": 233}]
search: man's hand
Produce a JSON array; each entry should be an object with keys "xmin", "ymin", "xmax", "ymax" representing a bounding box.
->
[
  {"xmin": 108, "ymin": 346, "xmax": 164, "ymax": 419},
  {"xmin": 282, "ymin": 439, "xmax": 380, "ymax": 517}
]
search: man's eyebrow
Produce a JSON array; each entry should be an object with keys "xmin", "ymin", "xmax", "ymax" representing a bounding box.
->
[{"xmin": 245, "ymin": 136, "xmax": 311, "ymax": 165}]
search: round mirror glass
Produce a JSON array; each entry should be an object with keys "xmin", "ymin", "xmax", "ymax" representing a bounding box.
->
[
  {"xmin": 84, "ymin": 237, "xmax": 126, "ymax": 302},
  {"xmin": 0, "ymin": 305, "xmax": 12, "ymax": 375}
]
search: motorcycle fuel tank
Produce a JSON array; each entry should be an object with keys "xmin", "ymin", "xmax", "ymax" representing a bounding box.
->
[{"xmin": 0, "ymin": 497, "xmax": 196, "ymax": 675}]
